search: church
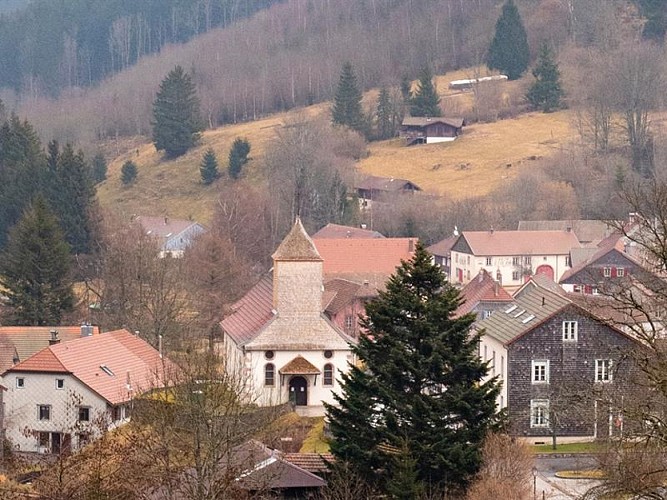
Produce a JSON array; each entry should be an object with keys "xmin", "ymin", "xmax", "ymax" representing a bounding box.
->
[{"xmin": 219, "ymin": 219, "xmax": 357, "ymax": 415}]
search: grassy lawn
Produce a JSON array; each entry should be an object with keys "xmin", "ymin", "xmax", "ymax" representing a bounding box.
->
[
  {"xmin": 532, "ymin": 441, "xmax": 605, "ymax": 454},
  {"xmin": 299, "ymin": 417, "xmax": 330, "ymax": 453}
]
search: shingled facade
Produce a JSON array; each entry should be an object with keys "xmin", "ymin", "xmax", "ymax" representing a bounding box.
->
[{"xmin": 477, "ymin": 281, "xmax": 638, "ymax": 442}]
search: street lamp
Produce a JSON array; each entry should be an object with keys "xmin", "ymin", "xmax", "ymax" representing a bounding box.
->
[{"xmin": 532, "ymin": 466, "xmax": 538, "ymax": 500}]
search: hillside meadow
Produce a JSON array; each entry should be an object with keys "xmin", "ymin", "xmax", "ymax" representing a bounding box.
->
[{"xmin": 97, "ymin": 69, "xmax": 576, "ymax": 222}]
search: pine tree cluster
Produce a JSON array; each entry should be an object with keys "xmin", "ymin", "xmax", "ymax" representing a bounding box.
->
[{"xmin": 228, "ymin": 138, "xmax": 251, "ymax": 180}]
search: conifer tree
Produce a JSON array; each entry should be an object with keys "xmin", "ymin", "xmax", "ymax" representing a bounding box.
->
[
  {"xmin": 228, "ymin": 138, "xmax": 250, "ymax": 180},
  {"xmin": 527, "ymin": 42, "xmax": 564, "ymax": 113},
  {"xmin": 410, "ymin": 67, "xmax": 441, "ymax": 117},
  {"xmin": 326, "ymin": 243, "xmax": 501, "ymax": 496},
  {"xmin": 200, "ymin": 148, "xmax": 219, "ymax": 185},
  {"xmin": 0, "ymin": 196, "xmax": 74, "ymax": 325},
  {"xmin": 332, "ymin": 62, "xmax": 366, "ymax": 134},
  {"xmin": 152, "ymin": 65, "xmax": 203, "ymax": 158},
  {"xmin": 487, "ymin": 0, "xmax": 530, "ymax": 80},
  {"xmin": 121, "ymin": 160, "xmax": 138, "ymax": 185},
  {"xmin": 375, "ymin": 87, "xmax": 397, "ymax": 140},
  {"xmin": 91, "ymin": 153, "xmax": 108, "ymax": 184}
]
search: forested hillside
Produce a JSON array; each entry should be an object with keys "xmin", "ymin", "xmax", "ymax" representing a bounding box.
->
[
  {"xmin": 0, "ymin": 0, "xmax": 279, "ymax": 96},
  {"xmin": 7, "ymin": 0, "xmax": 617, "ymax": 147}
]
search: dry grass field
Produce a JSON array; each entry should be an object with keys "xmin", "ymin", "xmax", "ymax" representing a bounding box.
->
[{"xmin": 97, "ymin": 67, "xmax": 576, "ymax": 222}]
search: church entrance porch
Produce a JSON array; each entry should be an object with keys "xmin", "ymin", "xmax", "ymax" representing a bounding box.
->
[{"xmin": 289, "ymin": 376, "xmax": 308, "ymax": 406}]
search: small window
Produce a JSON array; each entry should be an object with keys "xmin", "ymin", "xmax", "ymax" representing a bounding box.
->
[
  {"xmin": 38, "ymin": 432, "xmax": 49, "ymax": 448},
  {"xmin": 573, "ymin": 285, "xmax": 582, "ymax": 293},
  {"xmin": 530, "ymin": 400, "xmax": 549, "ymax": 428},
  {"xmin": 524, "ymin": 256, "xmax": 532, "ymax": 265},
  {"xmin": 617, "ymin": 267, "xmax": 625, "ymax": 277},
  {"xmin": 16, "ymin": 377, "xmax": 24, "ymax": 389},
  {"xmin": 603, "ymin": 267, "xmax": 611, "ymax": 278},
  {"xmin": 512, "ymin": 271, "xmax": 520, "ymax": 281},
  {"xmin": 55, "ymin": 379, "xmax": 64, "ymax": 390},
  {"xmin": 596, "ymin": 359, "xmax": 613, "ymax": 382},
  {"xmin": 78, "ymin": 407, "xmax": 90, "ymax": 422},
  {"xmin": 562, "ymin": 321, "xmax": 578, "ymax": 341},
  {"xmin": 39, "ymin": 405, "xmax": 51, "ymax": 421},
  {"xmin": 264, "ymin": 363, "xmax": 275, "ymax": 387},
  {"xmin": 344, "ymin": 315, "xmax": 354, "ymax": 330},
  {"xmin": 324, "ymin": 350, "xmax": 333, "ymax": 359},
  {"xmin": 323, "ymin": 364, "xmax": 334, "ymax": 386},
  {"xmin": 112, "ymin": 406, "xmax": 122, "ymax": 422},
  {"xmin": 482, "ymin": 310, "xmax": 493, "ymax": 319},
  {"xmin": 512, "ymin": 257, "xmax": 521, "ymax": 266},
  {"xmin": 264, "ymin": 350, "xmax": 275, "ymax": 360},
  {"xmin": 485, "ymin": 257, "xmax": 492, "ymax": 266},
  {"xmin": 532, "ymin": 360, "xmax": 549, "ymax": 384}
]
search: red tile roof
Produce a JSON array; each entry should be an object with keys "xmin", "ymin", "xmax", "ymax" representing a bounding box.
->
[
  {"xmin": 7, "ymin": 330, "xmax": 168, "ymax": 404},
  {"xmin": 458, "ymin": 230, "xmax": 581, "ymax": 256},
  {"xmin": 283, "ymin": 453, "xmax": 334, "ymax": 473},
  {"xmin": 312, "ymin": 223, "xmax": 385, "ymax": 239},
  {"xmin": 313, "ymin": 238, "xmax": 415, "ymax": 276},
  {"xmin": 456, "ymin": 270, "xmax": 513, "ymax": 317},
  {"xmin": 220, "ymin": 274, "xmax": 275, "ymax": 346}
]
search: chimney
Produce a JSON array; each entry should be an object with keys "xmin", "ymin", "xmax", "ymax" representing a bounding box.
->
[
  {"xmin": 49, "ymin": 330, "xmax": 60, "ymax": 345},
  {"xmin": 80, "ymin": 324, "xmax": 94, "ymax": 337},
  {"xmin": 566, "ymin": 226, "xmax": 572, "ymax": 232},
  {"xmin": 496, "ymin": 269, "xmax": 502, "ymax": 285},
  {"xmin": 542, "ymin": 297, "xmax": 546, "ymax": 307}
]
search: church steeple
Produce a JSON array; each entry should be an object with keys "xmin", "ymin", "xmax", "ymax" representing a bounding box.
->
[{"xmin": 272, "ymin": 219, "xmax": 323, "ymax": 315}]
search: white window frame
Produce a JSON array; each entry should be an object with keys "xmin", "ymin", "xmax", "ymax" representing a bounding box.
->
[
  {"xmin": 532, "ymin": 360, "xmax": 549, "ymax": 384},
  {"xmin": 512, "ymin": 271, "xmax": 520, "ymax": 281},
  {"xmin": 562, "ymin": 321, "xmax": 578, "ymax": 341},
  {"xmin": 486, "ymin": 257, "xmax": 492, "ymax": 266},
  {"xmin": 530, "ymin": 399, "xmax": 550, "ymax": 428},
  {"xmin": 38, "ymin": 404, "xmax": 51, "ymax": 421},
  {"xmin": 617, "ymin": 267, "xmax": 625, "ymax": 277},
  {"xmin": 595, "ymin": 359, "xmax": 613, "ymax": 383},
  {"xmin": 603, "ymin": 267, "xmax": 611, "ymax": 278},
  {"xmin": 16, "ymin": 377, "xmax": 24, "ymax": 389},
  {"xmin": 55, "ymin": 378, "xmax": 64, "ymax": 390}
]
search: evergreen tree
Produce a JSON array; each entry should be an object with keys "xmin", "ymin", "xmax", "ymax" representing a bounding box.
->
[
  {"xmin": 46, "ymin": 143, "xmax": 96, "ymax": 254},
  {"xmin": 332, "ymin": 62, "xmax": 366, "ymax": 134},
  {"xmin": 121, "ymin": 160, "xmax": 138, "ymax": 185},
  {"xmin": 200, "ymin": 148, "xmax": 219, "ymax": 185},
  {"xmin": 486, "ymin": 0, "xmax": 530, "ymax": 80},
  {"xmin": 326, "ymin": 243, "xmax": 501, "ymax": 495},
  {"xmin": 152, "ymin": 65, "xmax": 203, "ymax": 158},
  {"xmin": 527, "ymin": 43, "xmax": 564, "ymax": 113},
  {"xmin": 400, "ymin": 75, "xmax": 412, "ymax": 103},
  {"xmin": 0, "ymin": 196, "xmax": 74, "ymax": 325},
  {"xmin": 228, "ymin": 138, "xmax": 250, "ymax": 180},
  {"xmin": 410, "ymin": 67, "xmax": 441, "ymax": 117},
  {"xmin": 375, "ymin": 87, "xmax": 397, "ymax": 140},
  {"xmin": 91, "ymin": 153, "xmax": 108, "ymax": 184}
]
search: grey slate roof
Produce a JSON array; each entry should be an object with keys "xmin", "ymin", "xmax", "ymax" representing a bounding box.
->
[
  {"xmin": 477, "ymin": 284, "xmax": 570, "ymax": 345},
  {"xmin": 401, "ymin": 117, "xmax": 464, "ymax": 128},
  {"xmin": 517, "ymin": 220, "xmax": 615, "ymax": 244}
]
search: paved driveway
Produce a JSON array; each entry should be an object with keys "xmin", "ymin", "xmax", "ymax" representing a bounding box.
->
[{"xmin": 533, "ymin": 455, "xmax": 601, "ymax": 499}]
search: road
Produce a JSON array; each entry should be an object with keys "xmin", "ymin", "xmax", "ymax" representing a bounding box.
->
[{"xmin": 533, "ymin": 455, "xmax": 600, "ymax": 499}]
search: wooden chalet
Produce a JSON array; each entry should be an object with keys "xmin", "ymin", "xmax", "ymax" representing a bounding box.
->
[{"xmin": 400, "ymin": 117, "xmax": 464, "ymax": 145}]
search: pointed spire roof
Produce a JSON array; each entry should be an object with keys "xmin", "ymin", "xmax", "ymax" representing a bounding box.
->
[{"xmin": 272, "ymin": 218, "xmax": 323, "ymax": 262}]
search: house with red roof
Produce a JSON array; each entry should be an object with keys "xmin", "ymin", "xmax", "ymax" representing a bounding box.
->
[
  {"xmin": 3, "ymin": 329, "xmax": 169, "ymax": 453},
  {"xmin": 450, "ymin": 230, "xmax": 581, "ymax": 289},
  {"xmin": 455, "ymin": 269, "xmax": 513, "ymax": 320}
]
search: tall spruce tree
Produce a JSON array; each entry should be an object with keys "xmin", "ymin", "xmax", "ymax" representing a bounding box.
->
[
  {"xmin": 121, "ymin": 160, "xmax": 138, "ymax": 185},
  {"xmin": 326, "ymin": 243, "xmax": 501, "ymax": 495},
  {"xmin": 375, "ymin": 87, "xmax": 397, "ymax": 140},
  {"xmin": 410, "ymin": 67, "xmax": 441, "ymax": 117},
  {"xmin": 0, "ymin": 196, "xmax": 74, "ymax": 325},
  {"xmin": 527, "ymin": 42, "xmax": 564, "ymax": 113},
  {"xmin": 200, "ymin": 148, "xmax": 219, "ymax": 185},
  {"xmin": 91, "ymin": 153, "xmax": 108, "ymax": 184},
  {"xmin": 486, "ymin": 0, "xmax": 530, "ymax": 80},
  {"xmin": 332, "ymin": 62, "xmax": 366, "ymax": 134},
  {"xmin": 152, "ymin": 65, "xmax": 203, "ymax": 158}
]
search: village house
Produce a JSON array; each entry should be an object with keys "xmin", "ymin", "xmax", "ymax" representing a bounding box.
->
[
  {"xmin": 449, "ymin": 230, "xmax": 581, "ymax": 289},
  {"xmin": 134, "ymin": 215, "xmax": 206, "ymax": 257},
  {"xmin": 518, "ymin": 220, "xmax": 615, "ymax": 246},
  {"xmin": 455, "ymin": 269, "xmax": 513, "ymax": 321},
  {"xmin": 356, "ymin": 175, "xmax": 421, "ymax": 209},
  {"xmin": 312, "ymin": 223, "xmax": 385, "ymax": 239},
  {"xmin": 399, "ymin": 117, "xmax": 464, "ymax": 145},
  {"xmin": 427, "ymin": 233, "xmax": 458, "ymax": 278},
  {"xmin": 3, "ymin": 329, "xmax": 168, "ymax": 453},
  {"xmin": 476, "ymin": 279, "xmax": 638, "ymax": 443}
]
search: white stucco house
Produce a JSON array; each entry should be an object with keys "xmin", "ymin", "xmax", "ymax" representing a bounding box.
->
[
  {"xmin": 449, "ymin": 230, "xmax": 581, "ymax": 290},
  {"xmin": 2, "ymin": 329, "xmax": 168, "ymax": 453},
  {"xmin": 219, "ymin": 219, "xmax": 356, "ymax": 415}
]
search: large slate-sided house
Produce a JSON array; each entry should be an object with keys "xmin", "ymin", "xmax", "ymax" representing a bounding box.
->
[
  {"xmin": 450, "ymin": 230, "xmax": 580, "ymax": 289},
  {"xmin": 477, "ymin": 280, "xmax": 638, "ymax": 442},
  {"xmin": 135, "ymin": 216, "xmax": 206, "ymax": 257},
  {"xmin": 399, "ymin": 117, "xmax": 464, "ymax": 145}
]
